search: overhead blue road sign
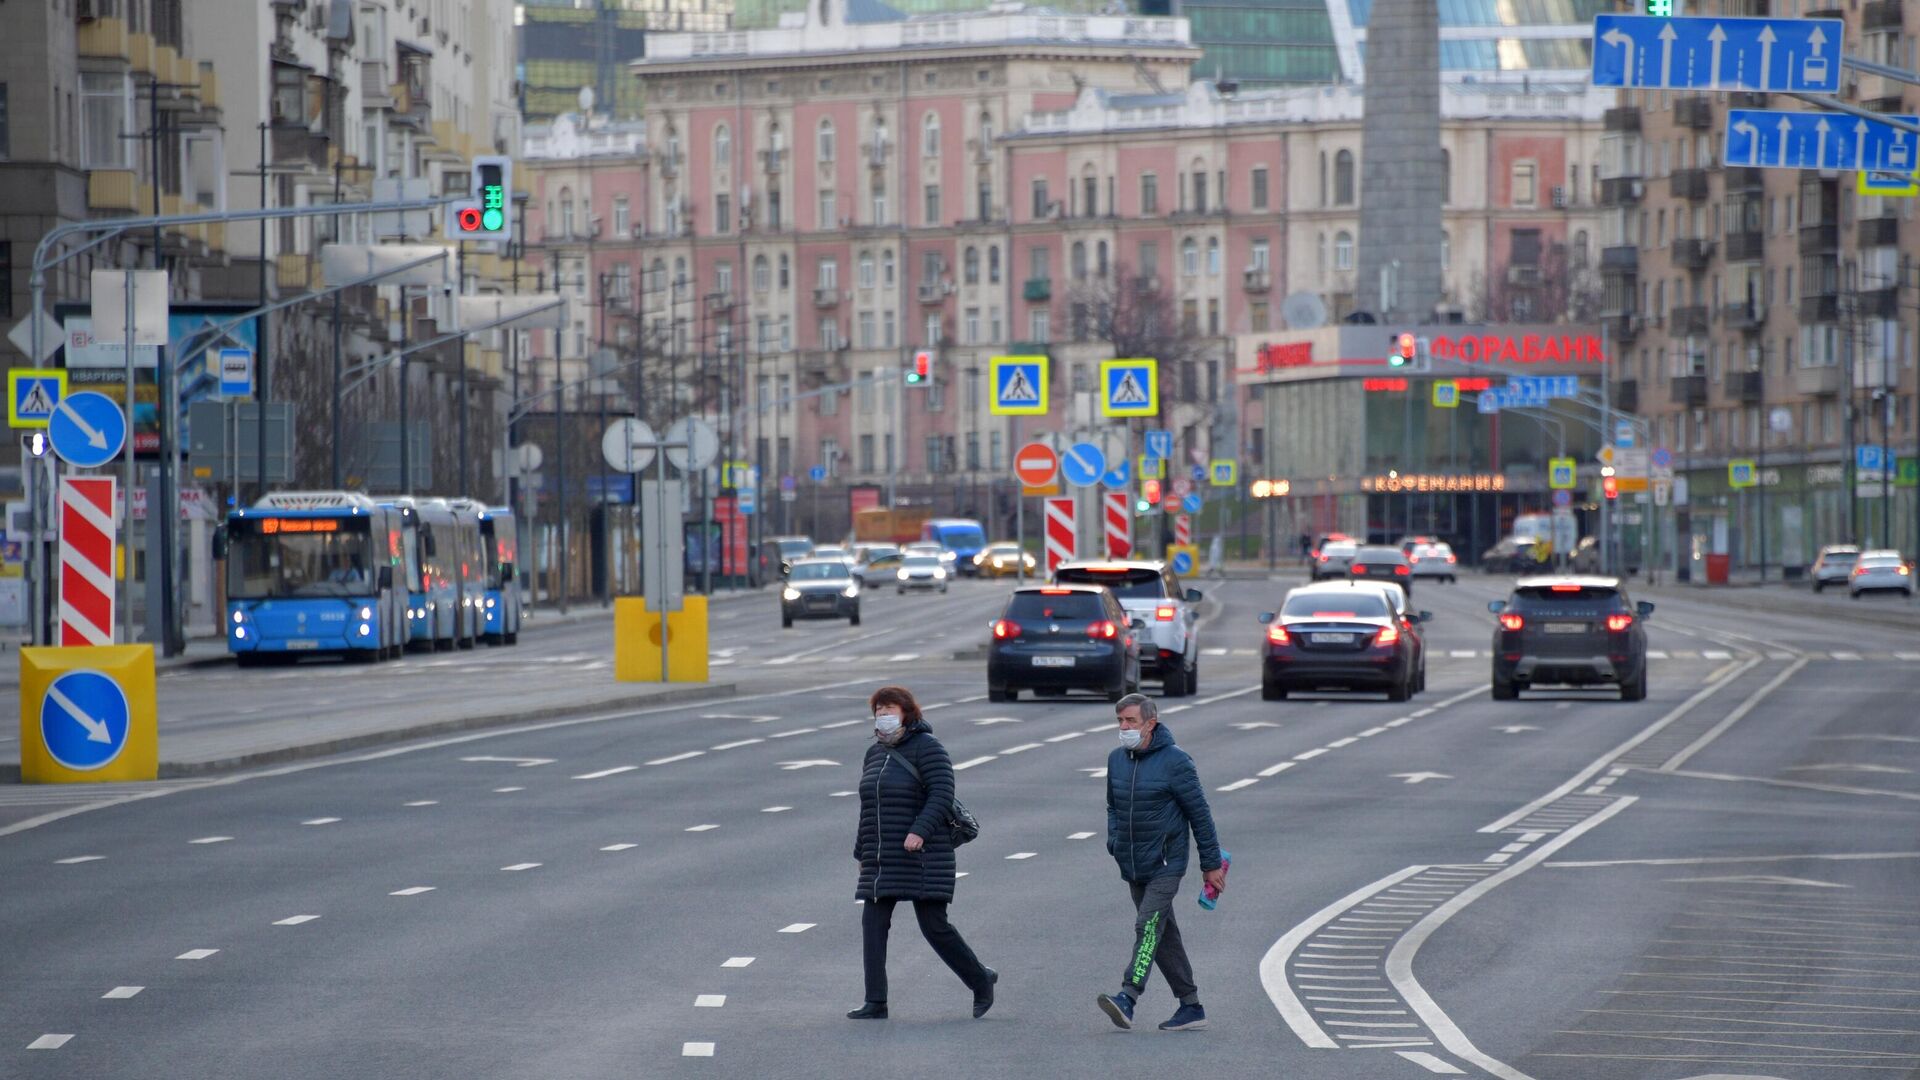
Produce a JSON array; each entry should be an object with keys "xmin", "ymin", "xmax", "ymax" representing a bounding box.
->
[
  {"xmin": 40, "ymin": 669, "xmax": 131, "ymax": 771},
  {"xmin": 48, "ymin": 390, "xmax": 127, "ymax": 469},
  {"xmin": 1591, "ymin": 14, "xmax": 1844, "ymax": 94},
  {"xmin": 1101, "ymin": 457, "xmax": 1131, "ymax": 490},
  {"xmin": 1726, "ymin": 109, "xmax": 1920, "ymax": 173},
  {"xmin": 1145, "ymin": 429, "xmax": 1173, "ymax": 461},
  {"xmin": 809, "ymin": 464, "xmax": 827, "ymax": 483},
  {"xmin": 1061, "ymin": 442, "xmax": 1106, "ymax": 488},
  {"xmin": 1181, "ymin": 492, "xmax": 1202, "ymax": 515},
  {"xmin": 1477, "ymin": 389, "xmax": 1506, "ymax": 414},
  {"xmin": 1505, "ymin": 375, "xmax": 1580, "ymax": 404}
]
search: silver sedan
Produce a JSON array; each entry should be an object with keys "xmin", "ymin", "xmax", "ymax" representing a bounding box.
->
[{"xmin": 1848, "ymin": 550, "xmax": 1914, "ymax": 598}]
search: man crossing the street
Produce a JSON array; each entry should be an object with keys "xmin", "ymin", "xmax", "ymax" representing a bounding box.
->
[{"xmin": 1097, "ymin": 693, "xmax": 1225, "ymax": 1031}]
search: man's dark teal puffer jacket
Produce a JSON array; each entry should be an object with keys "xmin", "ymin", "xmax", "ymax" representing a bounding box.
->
[{"xmin": 1105, "ymin": 723, "xmax": 1222, "ymax": 883}]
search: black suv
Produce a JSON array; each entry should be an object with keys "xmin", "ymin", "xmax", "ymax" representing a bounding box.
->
[
  {"xmin": 987, "ymin": 585, "xmax": 1142, "ymax": 703},
  {"xmin": 1489, "ymin": 576, "xmax": 1653, "ymax": 701}
]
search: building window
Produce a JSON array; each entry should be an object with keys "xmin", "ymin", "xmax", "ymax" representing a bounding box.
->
[
  {"xmin": 1071, "ymin": 241, "xmax": 1087, "ymax": 281},
  {"xmin": 559, "ymin": 187, "xmax": 575, "ymax": 238},
  {"xmin": 882, "ymin": 249, "xmax": 895, "ymax": 286},
  {"xmin": 768, "ymin": 190, "xmax": 782, "ymax": 230},
  {"xmin": 922, "ymin": 112, "xmax": 940, "ymax": 158},
  {"xmin": 871, "ymin": 180, "xmax": 887, "ymax": 226},
  {"xmin": 1028, "ymin": 308, "xmax": 1050, "ymax": 343},
  {"xmin": 1251, "ymin": 167, "xmax": 1268, "ymax": 211},
  {"xmin": 1334, "ymin": 231, "xmax": 1354, "ymax": 270},
  {"xmin": 1441, "ymin": 231, "xmax": 1451, "ymax": 270},
  {"xmin": 1031, "ymin": 178, "xmax": 1050, "ymax": 219},
  {"xmin": 715, "ymin": 193, "xmax": 731, "ymax": 234},
  {"xmin": 1140, "ymin": 241, "xmax": 1159, "ymax": 280},
  {"xmin": 966, "ymin": 367, "xmax": 981, "ymax": 411},
  {"xmin": 966, "ymin": 433, "xmax": 980, "ymax": 470},
  {"xmin": 922, "ymin": 250, "xmax": 943, "ymax": 287},
  {"xmin": 924, "ymin": 183, "xmax": 941, "ymax": 226},
  {"xmin": 1207, "ymin": 299, "xmax": 1219, "ymax": 335},
  {"xmin": 1250, "ymin": 299, "xmax": 1269, "ymax": 332},
  {"xmin": 925, "ymin": 313, "xmax": 942, "ymax": 345},
  {"xmin": 1512, "ymin": 160, "xmax": 1537, "ymax": 207},
  {"xmin": 859, "ymin": 435, "xmax": 875, "ymax": 472},
  {"xmin": 990, "ymin": 431, "xmax": 1002, "ymax": 470},
  {"xmin": 1096, "ymin": 241, "xmax": 1108, "ymax": 277},
  {"xmin": 1029, "ymin": 246, "xmax": 1049, "ymax": 282},
  {"xmin": 818, "ymin": 258, "xmax": 838, "ymax": 290},
  {"xmin": 964, "ymin": 246, "xmax": 979, "ymax": 285},
  {"xmin": 858, "ymin": 251, "xmax": 876, "ymax": 289},
  {"xmin": 1333, "ymin": 149, "xmax": 1355, "ymax": 205},
  {"xmin": 778, "ymin": 254, "xmax": 791, "ymax": 289},
  {"xmin": 1207, "ymin": 238, "xmax": 1221, "ymax": 276},
  {"xmin": 883, "ymin": 310, "xmax": 895, "ymax": 347},
  {"xmin": 1083, "ymin": 168, "xmax": 1098, "ymax": 217},
  {"xmin": 1181, "ymin": 300, "xmax": 1198, "ymax": 334},
  {"xmin": 714, "ymin": 124, "xmax": 731, "ymax": 168},
  {"xmin": 1141, "ymin": 173, "xmax": 1159, "ymax": 214},
  {"xmin": 819, "ymin": 319, "xmax": 840, "ymax": 350},
  {"xmin": 0, "ymin": 84, "xmax": 9, "ymax": 160},
  {"xmin": 858, "ymin": 311, "xmax": 875, "ymax": 349},
  {"xmin": 1440, "ymin": 148, "xmax": 1451, "ymax": 205},
  {"xmin": 1182, "ymin": 238, "xmax": 1199, "ymax": 276},
  {"xmin": 989, "ymin": 306, "xmax": 1002, "ymax": 341},
  {"xmin": 964, "ymin": 308, "xmax": 980, "ymax": 344},
  {"xmin": 1250, "ymin": 238, "xmax": 1270, "ymax": 271},
  {"xmin": 819, "ymin": 190, "xmax": 836, "ymax": 230},
  {"xmin": 818, "ymin": 119, "xmax": 836, "ymax": 162},
  {"xmin": 1191, "ymin": 166, "xmax": 1208, "ymax": 213},
  {"xmin": 612, "ymin": 197, "xmax": 630, "ymax": 237},
  {"xmin": 988, "ymin": 246, "xmax": 1000, "ymax": 284},
  {"xmin": 977, "ymin": 175, "xmax": 992, "ymax": 221}
]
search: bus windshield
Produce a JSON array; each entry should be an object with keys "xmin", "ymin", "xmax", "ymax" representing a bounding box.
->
[
  {"xmin": 227, "ymin": 516, "xmax": 376, "ymax": 598},
  {"xmin": 934, "ymin": 523, "xmax": 986, "ymax": 550}
]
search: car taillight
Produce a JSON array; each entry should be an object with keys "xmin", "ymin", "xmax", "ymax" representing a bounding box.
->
[
  {"xmin": 1318, "ymin": 554, "xmax": 1329, "ymax": 562},
  {"xmin": 1394, "ymin": 565, "xmax": 1410, "ymax": 575},
  {"xmin": 1446, "ymin": 554, "xmax": 1457, "ymax": 563},
  {"xmin": 1155, "ymin": 605, "xmax": 1176, "ymax": 621},
  {"xmin": 1499, "ymin": 613, "xmax": 1524, "ymax": 631},
  {"xmin": 1087, "ymin": 620, "xmax": 1118, "ymax": 639},
  {"xmin": 1375, "ymin": 625, "xmax": 1400, "ymax": 646},
  {"xmin": 1901, "ymin": 566, "xmax": 1912, "ymax": 576},
  {"xmin": 1606, "ymin": 614, "xmax": 1633, "ymax": 632},
  {"xmin": 1352, "ymin": 564, "xmax": 1369, "ymax": 574},
  {"xmin": 992, "ymin": 620, "xmax": 1020, "ymax": 639},
  {"xmin": 1853, "ymin": 567, "xmax": 1869, "ymax": 576},
  {"xmin": 1267, "ymin": 624, "xmax": 1291, "ymax": 645}
]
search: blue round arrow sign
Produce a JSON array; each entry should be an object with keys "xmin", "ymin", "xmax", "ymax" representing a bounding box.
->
[
  {"xmin": 1061, "ymin": 442, "xmax": 1105, "ymax": 487},
  {"xmin": 1182, "ymin": 492, "xmax": 1203, "ymax": 514},
  {"xmin": 1170, "ymin": 551, "xmax": 1194, "ymax": 575},
  {"xmin": 40, "ymin": 669, "xmax": 131, "ymax": 771},
  {"xmin": 1101, "ymin": 458, "xmax": 1131, "ymax": 490},
  {"xmin": 48, "ymin": 390, "xmax": 128, "ymax": 469}
]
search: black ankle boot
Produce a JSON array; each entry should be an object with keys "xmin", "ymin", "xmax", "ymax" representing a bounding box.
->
[
  {"xmin": 973, "ymin": 968, "xmax": 999, "ymax": 1019},
  {"xmin": 846, "ymin": 1002, "xmax": 888, "ymax": 1020}
]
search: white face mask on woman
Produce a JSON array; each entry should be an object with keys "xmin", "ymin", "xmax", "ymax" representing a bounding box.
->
[{"xmin": 874, "ymin": 713, "xmax": 904, "ymax": 743}]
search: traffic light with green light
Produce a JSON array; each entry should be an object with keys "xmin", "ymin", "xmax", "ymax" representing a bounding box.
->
[
  {"xmin": 1645, "ymin": 0, "xmax": 1673, "ymax": 16},
  {"xmin": 449, "ymin": 156, "xmax": 513, "ymax": 241},
  {"xmin": 906, "ymin": 350, "xmax": 931, "ymax": 386},
  {"xmin": 1390, "ymin": 332, "xmax": 1416, "ymax": 368}
]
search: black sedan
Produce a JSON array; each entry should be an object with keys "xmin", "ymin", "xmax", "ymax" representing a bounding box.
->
[
  {"xmin": 1346, "ymin": 545, "xmax": 1416, "ymax": 596},
  {"xmin": 1258, "ymin": 582, "xmax": 1424, "ymax": 702},
  {"xmin": 987, "ymin": 585, "xmax": 1142, "ymax": 703},
  {"xmin": 781, "ymin": 558, "xmax": 861, "ymax": 627}
]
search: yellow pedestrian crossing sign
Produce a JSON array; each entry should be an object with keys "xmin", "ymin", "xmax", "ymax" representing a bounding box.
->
[
  {"xmin": 1858, "ymin": 168, "xmax": 1918, "ymax": 197},
  {"xmin": 1432, "ymin": 381, "xmax": 1459, "ymax": 409},
  {"xmin": 1548, "ymin": 457, "xmax": 1576, "ymax": 490},
  {"xmin": 1137, "ymin": 454, "xmax": 1166, "ymax": 480},
  {"xmin": 1100, "ymin": 358, "xmax": 1158, "ymax": 417},
  {"xmin": 8, "ymin": 368, "xmax": 67, "ymax": 429},
  {"xmin": 990, "ymin": 355, "xmax": 1049, "ymax": 416},
  {"xmin": 1208, "ymin": 460, "xmax": 1236, "ymax": 487}
]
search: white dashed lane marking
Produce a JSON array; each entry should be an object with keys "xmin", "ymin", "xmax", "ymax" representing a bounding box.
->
[
  {"xmin": 761, "ymin": 806, "xmax": 791, "ymax": 813},
  {"xmin": 273, "ymin": 915, "xmax": 320, "ymax": 926},
  {"xmin": 1219, "ymin": 779, "xmax": 1260, "ymax": 792},
  {"xmin": 721, "ymin": 957, "xmax": 755, "ymax": 968},
  {"xmin": 1006, "ymin": 852, "xmax": 1038, "ymax": 860},
  {"xmin": 1396, "ymin": 1050, "xmax": 1466, "ymax": 1074},
  {"xmin": 390, "ymin": 887, "xmax": 435, "ymax": 896},
  {"xmin": 404, "ymin": 800, "xmax": 437, "ymax": 807},
  {"xmin": 188, "ymin": 836, "xmax": 233, "ymax": 844},
  {"xmin": 685, "ymin": 824, "xmax": 720, "ymax": 832},
  {"xmin": 778, "ymin": 923, "xmax": 815, "ymax": 933},
  {"xmin": 27, "ymin": 1035, "xmax": 73, "ymax": 1050},
  {"xmin": 711, "ymin": 739, "xmax": 764, "ymax": 751},
  {"xmin": 694, "ymin": 995, "xmax": 726, "ymax": 1008},
  {"xmin": 301, "ymin": 817, "xmax": 340, "ymax": 826},
  {"xmin": 493, "ymin": 786, "xmax": 524, "ymax": 793},
  {"xmin": 953, "ymin": 756, "xmax": 997, "ymax": 770},
  {"xmin": 102, "ymin": 987, "xmax": 143, "ymax": 1000},
  {"xmin": 55, "ymin": 855, "xmax": 105, "ymax": 864},
  {"xmin": 682, "ymin": 1042, "xmax": 715, "ymax": 1057},
  {"xmin": 175, "ymin": 949, "xmax": 219, "ymax": 960},
  {"xmin": 601, "ymin": 843, "xmax": 637, "ymax": 852},
  {"xmin": 646, "ymin": 752, "xmax": 705, "ymax": 766},
  {"xmin": 1068, "ymin": 832, "xmax": 1096, "ymax": 840},
  {"xmin": 501, "ymin": 863, "xmax": 542, "ymax": 872}
]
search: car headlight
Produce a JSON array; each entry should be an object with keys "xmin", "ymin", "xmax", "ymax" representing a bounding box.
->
[
  {"xmin": 234, "ymin": 626, "xmax": 247, "ymax": 639},
  {"xmin": 973, "ymin": 553, "xmax": 986, "ymax": 564},
  {"xmin": 232, "ymin": 610, "xmax": 245, "ymax": 624},
  {"xmin": 933, "ymin": 568, "xmax": 946, "ymax": 579},
  {"xmin": 843, "ymin": 585, "xmax": 860, "ymax": 598},
  {"xmin": 783, "ymin": 587, "xmax": 801, "ymax": 601},
  {"xmin": 486, "ymin": 597, "xmax": 496, "ymax": 609},
  {"xmin": 897, "ymin": 569, "xmax": 910, "ymax": 580},
  {"xmin": 359, "ymin": 605, "xmax": 373, "ymax": 620},
  {"xmin": 358, "ymin": 623, "xmax": 372, "ymax": 637}
]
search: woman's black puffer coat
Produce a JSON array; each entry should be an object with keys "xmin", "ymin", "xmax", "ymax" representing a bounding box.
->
[{"xmin": 854, "ymin": 720, "xmax": 957, "ymax": 902}]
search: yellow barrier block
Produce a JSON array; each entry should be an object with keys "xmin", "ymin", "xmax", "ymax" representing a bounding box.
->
[
  {"xmin": 17, "ymin": 645, "xmax": 158, "ymax": 783},
  {"xmin": 614, "ymin": 595, "xmax": 710, "ymax": 682}
]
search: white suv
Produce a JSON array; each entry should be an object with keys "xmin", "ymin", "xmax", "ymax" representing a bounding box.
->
[{"xmin": 1049, "ymin": 560, "xmax": 1204, "ymax": 696}]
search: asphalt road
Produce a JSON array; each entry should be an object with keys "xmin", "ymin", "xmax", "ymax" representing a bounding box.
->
[{"xmin": 4, "ymin": 567, "xmax": 1917, "ymax": 1078}]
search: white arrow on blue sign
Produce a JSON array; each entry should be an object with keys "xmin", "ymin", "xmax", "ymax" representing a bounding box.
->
[
  {"xmin": 48, "ymin": 390, "xmax": 128, "ymax": 469},
  {"xmin": 1727, "ymin": 109, "xmax": 1920, "ymax": 173},
  {"xmin": 1061, "ymin": 442, "xmax": 1106, "ymax": 488},
  {"xmin": 40, "ymin": 669, "xmax": 131, "ymax": 771},
  {"xmin": 809, "ymin": 464, "xmax": 827, "ymax": 483},
  {"xmin": 1181, "ymin": 492, "xmax": 1202, "ymax": 514},
  {"xmin": 1101, "ymin": 457, "xmax": 1131, "ymax": 490},
  {"xmin": 1590, "ymin": 14, "xmax": 1844, "ymax": 95},
  {"xmin": 1170, "ymin": 551, "xmax": 1193, "ymax": 575},
  {"xmin": 1145, "ymin": 429, "xmax": 1173, "ymax": 461}
]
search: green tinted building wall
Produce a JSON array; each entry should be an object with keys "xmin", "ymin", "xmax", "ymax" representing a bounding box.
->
[{"xmin": 1183, "ymin": 0, "xmax": 1338, "ymax": 85}]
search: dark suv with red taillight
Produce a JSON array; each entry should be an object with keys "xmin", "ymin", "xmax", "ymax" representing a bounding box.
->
[
  {"xmin": 987, "ymin": 585, "xmax": 1142, "ymax": 704},
  {"xmin": 1489, "ymin": 577, "xmax": 1653, "ymax": 701},
  {"xmin": 1258, "ymin": 581, "xmax": 1427, "ymax": 702},
  {"xmin": 1346, "ymin": 546, "xmax": 1416, "ymax": 596}
]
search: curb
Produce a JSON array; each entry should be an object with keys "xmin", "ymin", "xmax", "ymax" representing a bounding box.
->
[
  {"xmin": 1635, "ymin": 586, "xmax": 1919, "ymax": 632},
  {"xmin": 1, "ymin": 682, "xmax": 738, "ymax": 784}
]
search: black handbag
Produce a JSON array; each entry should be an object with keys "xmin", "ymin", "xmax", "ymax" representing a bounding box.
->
[{"xmin": 887, "ymin": 751, "xmax": 980, "ymax": 847}]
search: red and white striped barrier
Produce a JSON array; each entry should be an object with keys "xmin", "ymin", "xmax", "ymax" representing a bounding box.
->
[
  {"xmin": 59, "ymin": 476, "xmax": 117, "ymax": 646},
  {"xmin": 1103, "ymin": 491, "xmax": 1132, "ymax": 559},
  {"xmin": 1044, "ymin": 496, "xmax": 1076, "ymax": 573},
  {"xmin": 1174, "ymin": 513, "xmax": 1192, "ymax": 547}
]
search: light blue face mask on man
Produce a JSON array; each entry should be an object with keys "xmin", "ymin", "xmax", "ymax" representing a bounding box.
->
[{"xmin": 1118, "ymin": 728, "xmax": 1143, "ymax": 750}]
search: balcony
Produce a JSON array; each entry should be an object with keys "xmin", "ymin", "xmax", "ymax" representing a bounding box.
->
[
  {"xmin": 1675, "ymin": 96, "xmax": 1715, "ymax": 129},
  {"xmin": 1806, "ymin": 6, "xmax": 1842, "ymax": 19},
  {"xmin": 1671, "ymin": 305, "xmax": 1711, "ymax": 335},
  {"xmin": 916, "ymin": 283, "xmax": 946, "ymax": 304},
  {"xmin": 1603, "ymin": 313, "xmax": 1640, "ymax": 342},
  {"xmin": 1794, "ymin": 363, "xmax": 1843, "ymax": 395},
  {"xmin": 276, "ymin": 253, "xmax": 314, "ymax": 291},
  {"xmin": 1730, "ymin": 91, "xmax": 1770, "ymax": 108},
  {"xmin": 656, "ymin": 150, "xmax": 681, "ymax": 178},
  {"xmin": 865, "ymin": 142, "xmax": 889, "ymax": 169},
  {"xmin": 812, "ymin": 287, "xmax": 839, "ymax": 308},
  {"xmin": 1022, "ymin": 277, "xmax": 1051, "ymax": 302},
  {"xmin": 1799, "ymin": 293, "xmax": 1838, "ymax": 323},
  {"xmin": 1601, "ymin": 245, "xmax": 1639, "ymax": 273},
  {"xmin": 1725, "ymin": 166, "xmax": 1765, "ymax": 194},
  {"xmin": 1603, "ymin": 106, "xmax": 1642, "ymax": 132},
  {"xmin": 1243, "ymin": 268, "xmax": 1271, "ymax": 293},
  {"xmin": 1612, "ymin": 379, "xmax": 1639, "ymax": 414},
  {"xmin": 1506, "ymin": 264, "xmax": 1541, "ymax": 287},
  {"xmin": 1797, "ymin": 224, "xmax": 1839, "ymax": 254},
  {"xmin": 1858, "ymin": 216, "xmax": 1900, "ymax": 248},
  {"xmin": 1723, "ymin": 301, "xmax": 1766, "ymax": 332},
  {"xmin": 1734, "ymin": 371, "xmax": 1766, "ymax": 404},
  {"xmin": 1860, "ymin": 287, "xmax": 1900, "ymax": 319},
  {"xmin": 87, "ymin": 170, "xmax": 140, "ymax": 213},
  {"xmin": 1865, "ymin": 93, "xmax": 1908, "ymax": 114},
  {"xmin": 271, "ymin": 124, "xmax": 329, "ymax": 173},
  {"xmin": 1670, "ymin": 375, "xmax": 1708, "ymax": 406},
  {"xmin": 76, "ymin": 15, "xmax": 131, "ymax": 60},
  {"xmin": 1864, "ymin": 0, "xmax": 1904, "ymax": 31},
  {"xmin": 968, "ymin": 138, "xmax": 993, "ymax": 164},
  {"xmin": 1724, "ymin": 229, "xmax": 1765, "ymax": 261},
  {"xmin": 1671, "ymin": 238, "xmax": 1714, "ymax": 270},
  {"xmin": 360, "ymin": 60, "xmax": 390, "ymax": 105},
  {"xmin": 760, "ymin": 148, "xmax": 784, "ymax": 174},
  {"xmin": 1670, "ymin": 168, "xmax": 1710, "ymax": 201},
  {"xmin": 1599, "ymin": 177, "xmax": 1644, "ymax": 207}
]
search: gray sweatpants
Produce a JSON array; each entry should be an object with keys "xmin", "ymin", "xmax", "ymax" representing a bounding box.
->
[{"xmin": 1119, "ymin": 874, "xmax": 1198, "ymax": 1005}]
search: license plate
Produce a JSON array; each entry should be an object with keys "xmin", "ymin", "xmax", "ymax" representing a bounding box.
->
[
  {"xmin": 1311, "ymin": 633, "xmax": 1353, "ymax": 644},
  {"xmin": 286, "ymin": 640, "xmax": 318, "ymax": 650},
  {"xmin": 1544, "ymin": 623, "xmax": 1587, "ymax": 634},
  {"xmin": 1032, "ymin": 656, "xmax": 1074, "ymax": 667}
]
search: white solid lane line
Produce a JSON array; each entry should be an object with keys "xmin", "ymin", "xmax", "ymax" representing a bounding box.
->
[
  {"xmin": 694, "ymin": 995, "xmax": 726, "ymax": 1008},
  {"xmin": 103, "ymin": 987, "xmax": 143, "ymax": 1000},
  {"xmin": 301, "ymin": 818, "xmax": 340, "ymax": 826},
  {"xmin": 1000, "ymin": 742, "xmax": 1043, "ymax": 754},
  {"xmin": 1068, "ymin": 832, "xmax": 1096, "ymax": 840},
  {"xmin": 56, "ymin": 855, "xmax": 105, "ymax": 864},
  {"xmin": 1045, "ymin": 732, "xmax": 1086, "ymax": 743},
  {"xmin": 1005, "ymin": 852, "xmax": 1037, "ymax": 860},
  {"xmin": 188, "ymin": 836, "xmax": 233, "ymax": 844},
  {"xmin": 390, "ymin": 887, "xmax": 435, "ymax": 896},
  {"xmin": 1219, "ymin": 779, "xmax": 1260, "ymax": 792},
  {"xmin": 27, "ymin": 1035, "xmax": 73, "ymax": 1050},
  {"xmin": 682, "ymin": 1043, "xmax": 716, "ymax": 1057},
  {"xmin": 601, "ymin": 843, "xmax": 637, "ymax": 852},
  {"xmin": 501, "ymin": 863, "xmax": 541, "ymax": 872},
  {"xmin": 721, "ymin": 957, "xmax": 754, "ymax": 968},
  {"xmin": 710, "ymin": 739, "xmax": 764, "ymax": 751},
  {"xmin": 685, "ymin": 824, "xmax": 720, "ymax": 832},
  {"xmin": 819, "ymin": 720, "xmax": 863, "ymax": 729},
  {"xmin": 1397, "ymin": 1051, "xmax": 1467, "ymax": 1075},
  {"xmin": 646, "ymin": 751, "xmax": 705, "ymax": 765},
  {"xmin": 769, "ymin": 728, "xmax": 818, "ymax": 739},
  {"xmin": 176, "ymin": 949, "xmax": 219, "ymax": 960},
  {"xmin": 778, "ymin": 923, "xmax": 815, "ymax": 933},
  {"xmin": 953, "ymin": 755, "xmax": 997, "ymax": 770},
  {"xmin": 573, "ymin": 766, "xmax": 639, "ymax": 780}
]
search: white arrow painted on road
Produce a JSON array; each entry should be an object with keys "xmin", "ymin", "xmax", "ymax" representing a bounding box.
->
[
  {"xmin": 1493, "ymin": 725, "xmax": 1540, "ymax": 734},
  {"xmin": 460, "ymin": 756, "xmax": 555, "ymax": 767},
  {"xmin": 1731, "ymin": 118, "xmax": 1759, "ymax": 165},
  {"xmin": 1602, "ymin": 27, "xmax": 1635, "ymax": 83},
  {"xmin": 47, "ymin": 685, "xmax": 111, "ymax": 743},
  {"xmin": 1392, "ymin": 772, "xmax": 1452, "ymax": 784},
  {"xmin": 55, "ymin": 400, "xmax": 110, "ymax": 450},
  {"xmin": 777, "ymin": 759, "xmax": 840, "ymax": 771},
  {"xmin": 1756, "ymin": 24, "xmax": 1776, "ymax": 89},
  {"xmin": 1658, "ymin": 23, "xmax": 1677, "ymax": 86},
  {"xmin": 1232, "ymin": 721, "xmax": 1281, "ymax": 730},
  {"xmin": 1707, "ymin": 24, "xmax": 1726, "ymax": 87}
]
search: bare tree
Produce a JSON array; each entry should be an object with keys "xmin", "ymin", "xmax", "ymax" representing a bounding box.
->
[
  {"xmin": 1479, "ymin": 242, "xmax": 1602, "ymax": 324},
  {"xmin": 1060, "ymin": 262, "xmax": 1210, "ymax": 372}
]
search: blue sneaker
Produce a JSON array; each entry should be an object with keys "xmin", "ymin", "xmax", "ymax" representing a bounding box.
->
[
  {"xmin": 1096, "ymin": 991, "xmax": 1135, "ymax": 1030},
  {"xmin": 1159, "ymin": 1003, "xmax": 1208, "ymax": 1031}
]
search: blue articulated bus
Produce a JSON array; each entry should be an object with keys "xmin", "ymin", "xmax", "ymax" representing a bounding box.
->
[
  {"xmin": 381, "ymin": 495, "xmax": 485, "ymax": 651},
  {"xmin": 451, "ymin": 499, "xmax": 521, "ymax": 645},
  {"xmin": 218, "ymin": 492, "xmax": 407, "ymax": 665}
]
